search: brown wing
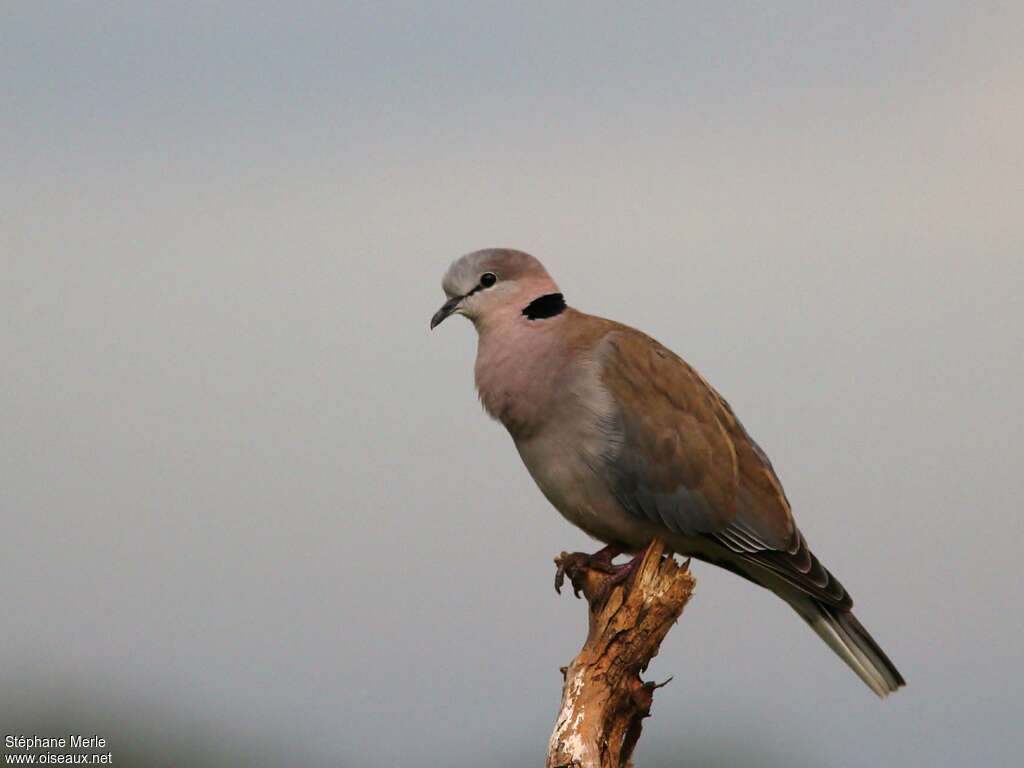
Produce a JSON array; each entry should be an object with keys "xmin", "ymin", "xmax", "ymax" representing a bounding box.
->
[{"xmin": 598, "ymin": 326, "xmax": 851, "ymax": 609}]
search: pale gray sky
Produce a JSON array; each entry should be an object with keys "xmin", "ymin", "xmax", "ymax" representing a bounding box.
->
[{"xmin": 2, "ymin": 3, "xmax": 1023, "ymax": 766}]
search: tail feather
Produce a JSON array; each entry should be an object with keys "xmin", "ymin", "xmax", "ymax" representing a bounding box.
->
[
  {"xmin": 790, "ymin": 596, "xmax": 906, "ymax": 697},
  {"xmin": 700, "ymin": 547, "xmax": 906, "ymax": 697}
]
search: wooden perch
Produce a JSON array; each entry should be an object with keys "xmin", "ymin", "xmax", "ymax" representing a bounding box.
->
[{"xmin": 547, "ymin": 540, "xmax": 696, "ymax": 768}]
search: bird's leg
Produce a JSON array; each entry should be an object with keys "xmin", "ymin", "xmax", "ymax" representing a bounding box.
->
[
  {"xmin": 603, "ymin": 554, "xmax": 642, "ymax": 586},
  {"xmin": 554, "ymin": 544, "xmax": 623, "ymax": 596},
  {"xmin": 593, "ymin": 543, "xmax": 657, "ymax": 599}
]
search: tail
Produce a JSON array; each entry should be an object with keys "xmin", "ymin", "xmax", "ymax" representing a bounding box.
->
[{"xmin": 787, "ymin": 594, "xmax": 906, "ymax": 698}]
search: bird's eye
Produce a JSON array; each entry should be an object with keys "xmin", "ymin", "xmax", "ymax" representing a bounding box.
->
[{"xmin": 480, "ymin": 272, "xmax": 497, "ymax": 288}]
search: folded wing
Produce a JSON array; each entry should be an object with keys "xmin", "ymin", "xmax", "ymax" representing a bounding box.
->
[{"xmin": 597, "ymin": 327, "xmax": 851, "ymax": 609}]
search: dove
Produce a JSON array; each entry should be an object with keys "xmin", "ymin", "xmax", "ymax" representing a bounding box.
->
[{"xmin": 431, "ymin": 248, "xmax": 905, "ymax": 697}]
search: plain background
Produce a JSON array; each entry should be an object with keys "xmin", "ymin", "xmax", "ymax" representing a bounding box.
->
[{"xmin": 3, "ymin": 3, "xmax": 1022, "ymax": 766}]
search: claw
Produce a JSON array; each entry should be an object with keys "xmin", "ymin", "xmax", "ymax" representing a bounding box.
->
[
  {"xmin": 651, "ymin": 676, "xmax": 674, "ymax": 690},
  {"xmin": 554, "ymin": 556, "xmax": 567, "ymax": 595},
  {"xmin": 554, "ymin": 552, "xmax": 584, "ymax": 597}
]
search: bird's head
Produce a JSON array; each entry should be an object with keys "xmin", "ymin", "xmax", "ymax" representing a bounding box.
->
[{"xmin": 430, "ymin": 248, "xmax": 563, "ymax": 331}]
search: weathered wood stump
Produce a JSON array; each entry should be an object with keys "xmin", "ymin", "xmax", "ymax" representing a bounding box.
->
[{"xmin": 547, "ymin": 540, "xmax": 696, "ymax": 768}]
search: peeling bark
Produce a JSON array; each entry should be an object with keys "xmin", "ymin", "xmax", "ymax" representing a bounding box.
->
[{"xmin": 546, "ymin": 540, "xmax": 696, "ymax": 768}]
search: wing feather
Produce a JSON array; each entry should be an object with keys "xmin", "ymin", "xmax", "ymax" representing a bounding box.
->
[{"xmin": 597, "ymin": 326, "xmax": 852, "ymax": 609}]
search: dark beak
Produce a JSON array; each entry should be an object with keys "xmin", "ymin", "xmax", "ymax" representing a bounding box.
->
[{"xmin": 430, "ymin": 296, "xmax": 462, "ymax": 330}]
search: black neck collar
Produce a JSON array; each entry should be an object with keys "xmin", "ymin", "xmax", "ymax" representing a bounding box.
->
[{"xmin": 522, "ymin": 293, "xmax": 566, "ymax": 320}]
